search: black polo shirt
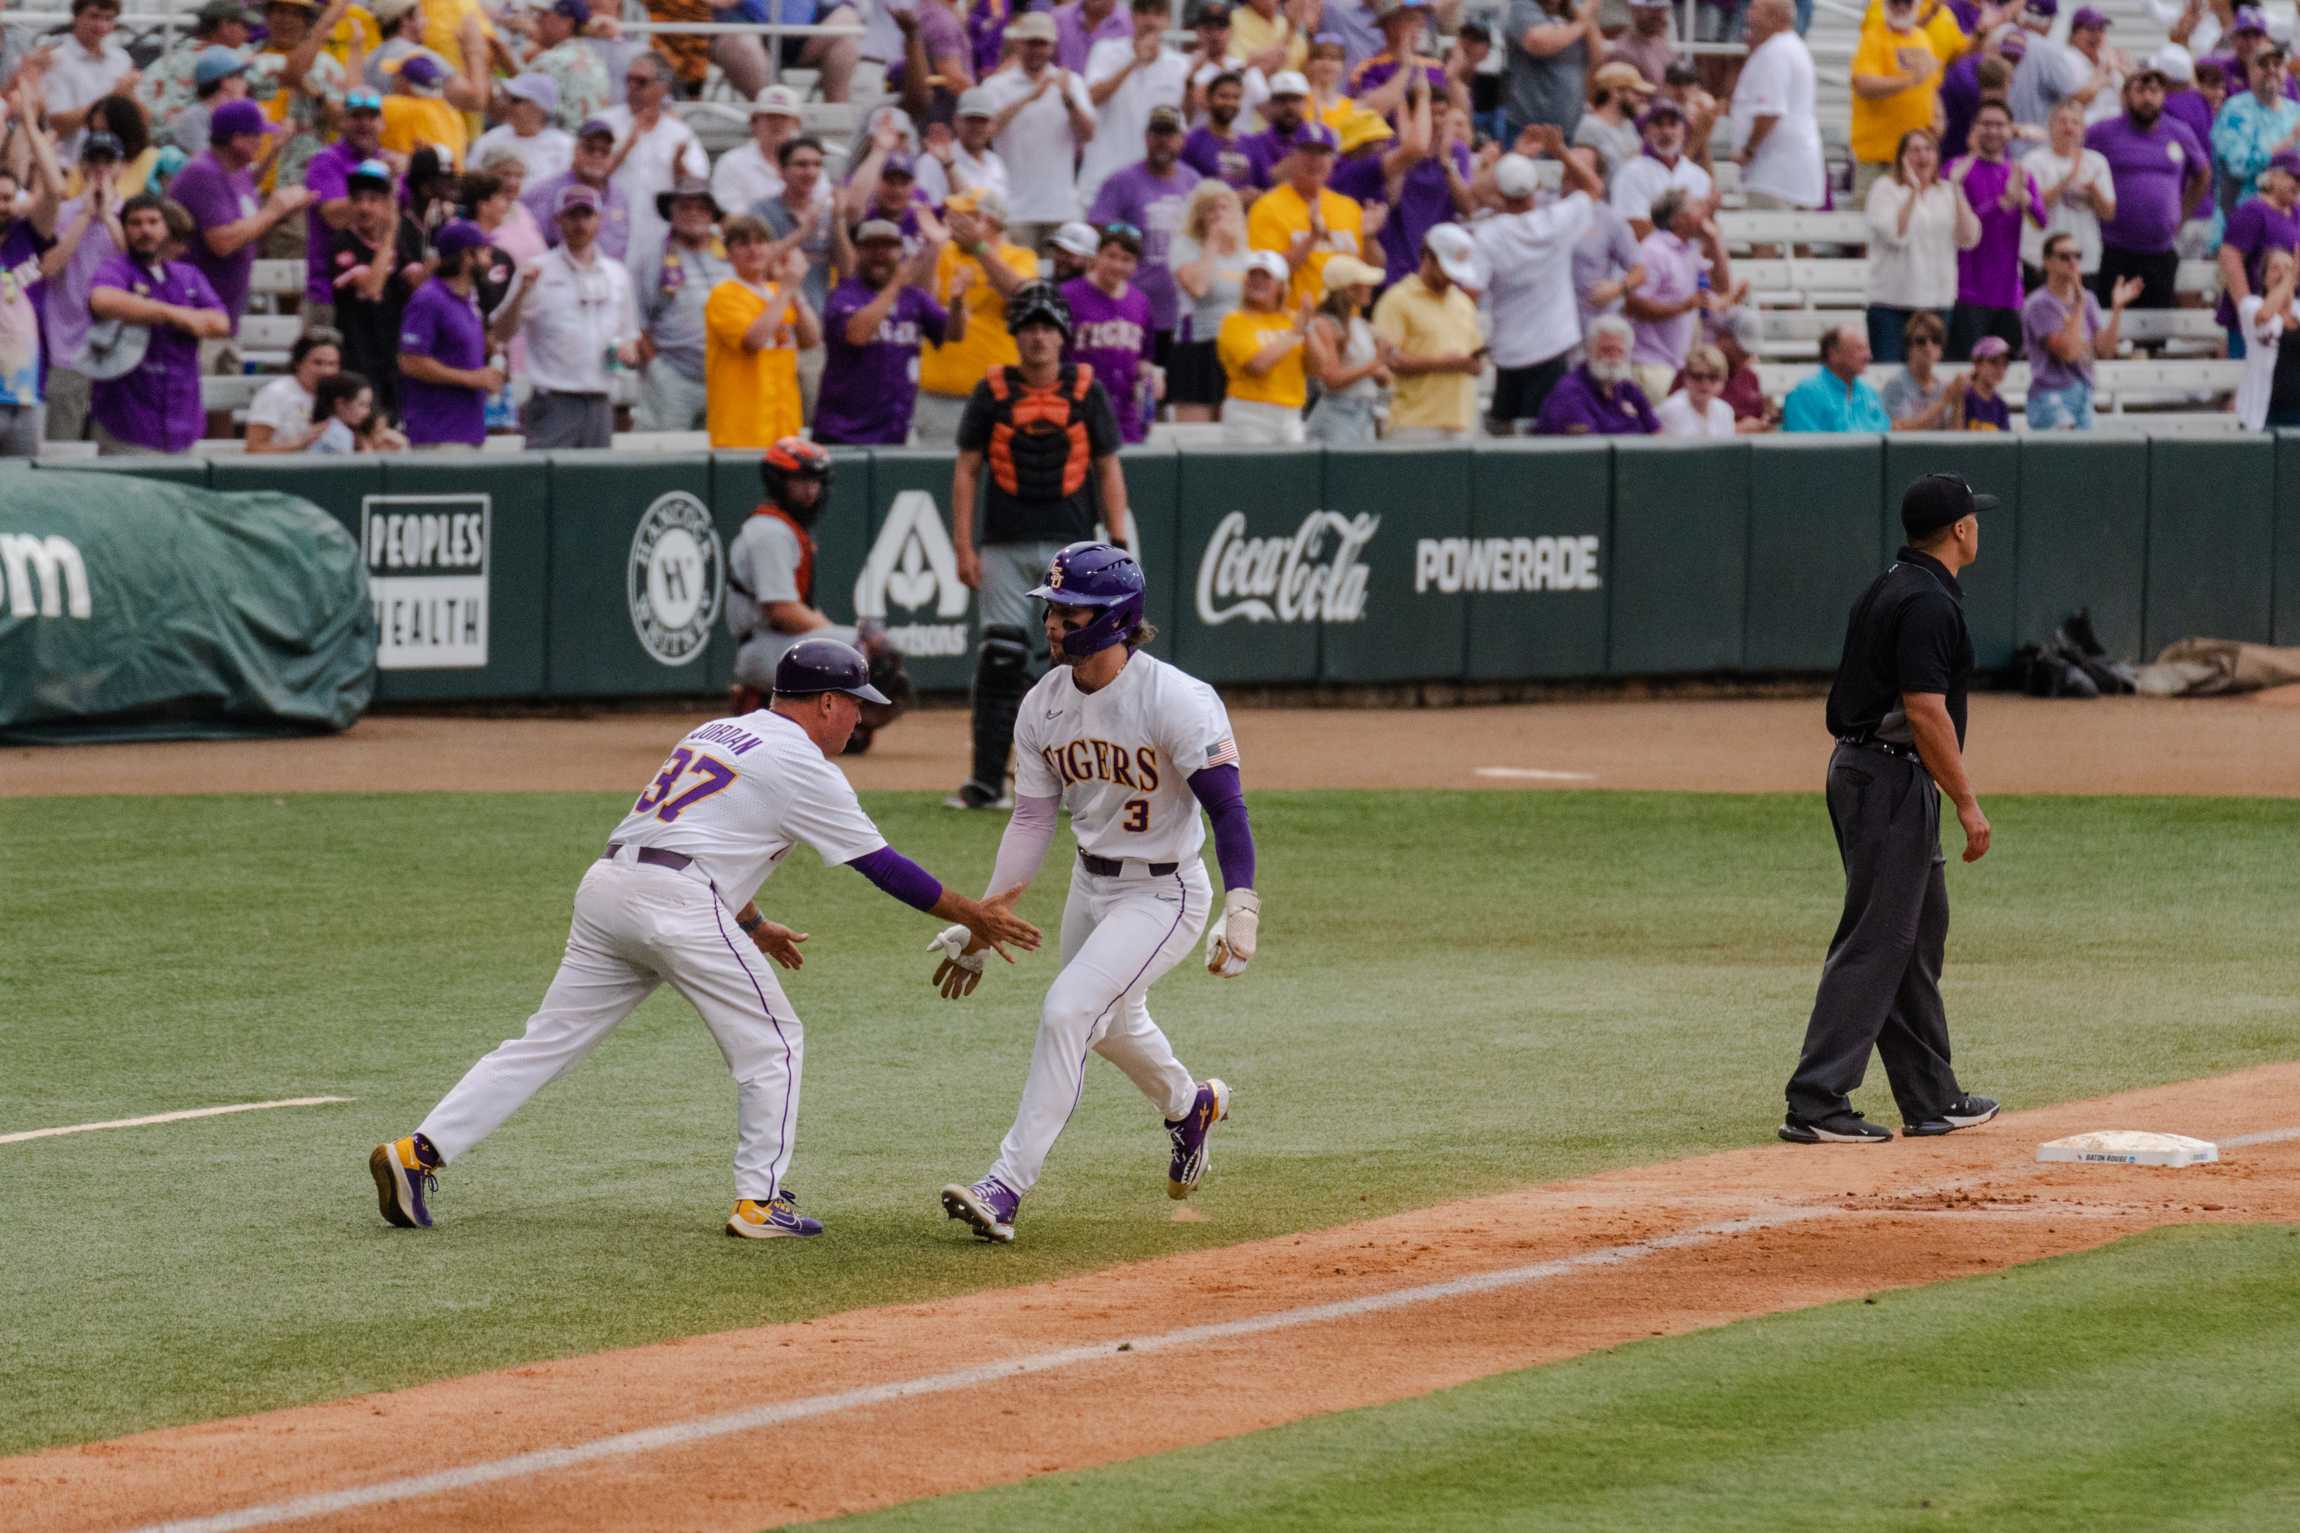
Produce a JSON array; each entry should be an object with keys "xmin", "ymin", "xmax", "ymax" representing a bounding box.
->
[{"xmin": 1824, "ymin": 547, "xmax": 1974, "ymax": 749}]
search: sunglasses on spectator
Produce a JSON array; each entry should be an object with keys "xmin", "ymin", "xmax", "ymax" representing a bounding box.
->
[
  {"xmin": 1686, "ymin": 371, "xmax": 1723, "ymax": 382},
  {"xmin": 1909, "ymin": 336, "xmax": 1942, "ymax": 348},
  {"xmin": 1103, "ymin": 222, "xmax": 1143, "ymax": 241},
  {"xmin": 2049, "ymin": 249, "xmax": 2081, "ymax": 262}
]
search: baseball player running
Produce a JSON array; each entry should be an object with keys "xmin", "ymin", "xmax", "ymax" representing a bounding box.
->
[
  {"xmin": 933, "ymin": 542, "xmax": 1259, "ymax": 1244},
  {"xmin": 370, "ymin": 640, "xmax": 1040, "ymax": 1240}
]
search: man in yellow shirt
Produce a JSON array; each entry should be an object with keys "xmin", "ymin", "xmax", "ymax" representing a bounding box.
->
[
  {"xmin": 914, "ymin": 185, "xmax": 1038, "ymax": 446},
  {"xmin": 380, "ymin": 52, "xmax": 469, "ymax": 167},
  {"xmin": 1851, "ymin": 0, "xmax": 1961, "ymax": 200},
  {"xmin": 1244, "ymin": 121, "xmax": 1364, "ymax": 308},
  {"xmin": 707, "ymin": 214, "xmax": 823, "ymax": 447},
  {"xmin": 1372, "ymin": 222, "xmax": 1484, "ymax": 438},
  {"xmin": 1230, "ymin": 0, "xmax": 1308, "ymax": 77},
  {"xmin": 1216, "ymin": 250, "xmax": 1309, "ymax": 442}
]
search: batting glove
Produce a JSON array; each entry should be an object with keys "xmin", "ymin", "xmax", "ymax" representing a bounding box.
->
[
  {"xmin": 927, "ymin": 924, "xmax": 987, "ymax": 998},
  {"xmin": 1205, "ymin": 889, "xmax": 1258, "ymax": 978}
]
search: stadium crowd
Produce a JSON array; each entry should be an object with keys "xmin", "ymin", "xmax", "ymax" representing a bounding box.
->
[{"xmin": 2, "ymin": 0, "xmax": 2298, "ymax": 458}]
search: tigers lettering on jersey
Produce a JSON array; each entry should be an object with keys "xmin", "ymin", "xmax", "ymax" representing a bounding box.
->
[
  {"xmin": 1072, "ymin": 316, "xmax": 1144, "ymax": 354},
  {"xmin": 1039, "ymin": 738, "xmax": 1161, "ymax": 792}
]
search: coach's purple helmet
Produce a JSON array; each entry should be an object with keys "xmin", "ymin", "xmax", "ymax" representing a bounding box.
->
[{"xmin": 1031, "ymin": 541, "xmax": 1146, "ymax": 658}]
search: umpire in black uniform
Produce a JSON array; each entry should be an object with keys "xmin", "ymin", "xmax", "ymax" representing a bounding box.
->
[{"xmin": 1781, "ymin": 474, "xmax": 2002, "ymax": 1145}]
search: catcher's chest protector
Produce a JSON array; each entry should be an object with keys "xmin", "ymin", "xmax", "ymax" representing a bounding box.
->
[
  {"xmin": 985, "ymin": 364, "xmax": 1096, "ymax": 501},
  {"xmin": 753, "ymin": 504, "xmax": 817, "ymax": 604}
]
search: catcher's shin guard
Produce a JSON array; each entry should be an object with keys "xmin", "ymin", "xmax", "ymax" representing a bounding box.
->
[{"xmin": 968, "ymin": 624, "xmax": 1033, "ymax": 790}]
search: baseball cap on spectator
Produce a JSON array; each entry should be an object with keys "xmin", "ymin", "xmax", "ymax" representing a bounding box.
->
[
  {"xmin": 2269, "ymin": 149, "xmax": 2300, "ymax": 179},
  {"xmin": 1243, "ymin": 250, "xmax": 1289, "ymax": 282},
  {"xmin": 433, "ymin": 220, "xmax": 488, "ymax": 257},
  {"xmin": 1637, "ymin": 99, "xmax": 1687, "ymax": 128},
  {"xmin": 1187, "ymin": 0, "xmax": 1230, "ymax": 23},
  {"xmin": 2021, "ymin": 0, "xmax": 2055, "ymax": 15},
  {"xmin": 196, "ymin": 0, "xmax": 258, "ymax": 22},
  {"xmin": 370, "ymin": 0, "xmax": 419, "ymax": 19},
  {"xmin": 346, "ymin": 157, "xmax": 393, "ymax": 192},
  {"xmin": 1148, "ymin": 104, "xmax": 1185, "ymax": 133},
  {"xmin": 752, "ymin": 83, "xmax": 804, "ymax": 118},
  {"xmin": 1627, "ymin": 0, "xmax": 1670, "ymax": 8},
  {"xmin": 1719, "ymin": 305, "xmax": 1762, "ymax": 353},
  {"xmin": 398, "ymin": 54, "xmax": 446, "ymax": 93},
  {"xmin": 557, "ymin": 182, "xmax": 604, "ymax": 215},
  {"xmin": 1050, "ymin": 221, "xmax": 1102, "ymax": 259},
  {"xmin": 209, "ymin": 98, "xmax": 271, "ymax": 142},
  {"xmin": 550, "ymin": 0, "xmax": 591, "ymax": 21},
  {"xmin": 81, "ymin": 130, "xmax": 125, "ymax": 162},
  {"xmin": 503, "ymin": 73, "xmax": 559, "ymax": 113},
  {"xmin": 194, "ymin": 46, "xmax": 248, "ymax": 86},
  {"xmin": 1268, "ymin": 70, "xmax": 1310, "ymax": 98},
  {"xmin": 1591, "ymin": 61, "xmax": 1651, "ymax": 98},
  {"xmin": 1900, "ymin": 473, "xmax": 1997, "ymax": 538},
  {"xmin": 881, "ymin": 152, "xmax": 916, "ymax": 180},
  {"xmin": 2069, "ymin": 5, "xmax": 2109, "ymax": 29},
  {"xmin": 577, "ymin": 117, "xmax": 617, "ymax": 142},
  {"xmin": 1425, "ymin": 223, "xmax": 1480, "ymax": 287},
  {"xmin": 1337, "ymin": 109, "xmax": 1394, "ymax": 153},
  {"xmin": 1494, "ymin": 153, "xmax": 1543, "ymax": 200},
  {"xmin": 345, "ymin": 87, "xmax": 383, "ymax": 113},
  {"xmin": 654, "ymin": 175, "xmax": 721, "ymax": 219},
  {"xmin": 2149, "ymin": 44, "xmax": 2195, "ymax": 84},
  {"xmin": 1970, "ymin": 336, "xmax": 2011, "ymax": 360},
  {"xmin": 947, "ymin": 184, "xmax": 1008, "ymax": 221},
  {"xmin": 855, "ymin": 218, "xmax": 904, "ymax": 245},
  {"xmin": 1369, "ymin": 0, "xmax": 1431, "ymax": 16},
  {"xmin": 1008, "ymin": 11, "xmax": 1056, "ymax": 42},
  {"xmin": 956, "ymin": 86, "xmax": 996, "ymax": 119},
  {"xmin": 2232, "ymin": 5, "xmax": 2267, "ymax": 35},
  {"xmin": 1319, "ymin": 254, "xmax": 1384, "ymax": 292},
  {"xmin": 1294, "ymin": 122, "xmax": 1340, "ymax": 154}
]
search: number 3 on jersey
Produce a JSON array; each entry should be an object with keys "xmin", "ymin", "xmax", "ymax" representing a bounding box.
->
[
  {"xmin": 634, "ymin": 748, "xmax": 736, "ymax": 823},
  {"xmin": 1121, "ymin": 797, "xmax": 1150, "ymax": 832}
]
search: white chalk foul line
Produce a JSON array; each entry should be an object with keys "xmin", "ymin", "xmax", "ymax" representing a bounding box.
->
[
  {"xmin": 2222, "ymin": 1126, "xmax": 2300, "ymax": 1148},
  {"xmin": 0, "ymin": 1098, "xmax": 354, "ymax": 1146},
  {"xmin": 1475, "ymin": 766, "xmax": 1599, "ymax": 782},
  {"xmin": 124, "ymin": 1205, "xmax": 1841, "ymax": 1533}
]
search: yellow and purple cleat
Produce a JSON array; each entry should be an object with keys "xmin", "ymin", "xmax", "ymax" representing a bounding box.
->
[
  {"xmin": 726, "ymin": 1189, "xmax": 824, "ymax": 1239},
  {"xmin": 369, "ymin": 1134, "xmax": 440, "ymax": 1228},
  {"xmin": 1165, "ymin": 1078, "xmax": 1230, "ymax": 1199}
]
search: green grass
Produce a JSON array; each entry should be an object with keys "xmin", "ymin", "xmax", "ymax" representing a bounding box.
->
[
  {"xmin": 824, "ymin": 1224, "xmax": 2300, "ymax": 1532},
  {"xmin": 2, "ymin": 790, "xmax": 2296, "ymax": 1455}
]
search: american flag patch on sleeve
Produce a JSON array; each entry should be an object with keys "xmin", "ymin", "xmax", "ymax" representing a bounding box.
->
[{"xmin": 1205, "ymin": 737, "xmax": 1239, "ymax": 769}]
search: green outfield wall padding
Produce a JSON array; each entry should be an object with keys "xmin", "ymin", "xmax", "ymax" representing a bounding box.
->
[
  {"xmin": 1115, "ymin": 446, "xmax": 1181, "ymax": 646},
  {"xmin": 1609, "ymin": 441, "xmax": 1750, "ymax": 675},
  {"xmin": 1464, "ymin": 440, "xmax": 1611, "ymax": 680},
  {"xmin": 42, "ymin": 456, "xmax": 210, "ymax": 488},
  {"xmin": 207, "ymin": 457, "xmax": 380, "ymax": 541},
  {"xmin": 544, "ymin": 452, "xmax": 718, "ymax": 697},
  {"xmin": 373, "ymin": 455, "xmax": 552, "ymax": 702},
  {"xmin": 1883, "ymin": 434, "xmax": 2021, "ymax": 670},
  {"xmin": 2272, "ymin": 432, "xmax": 2300, "ymax": 646},
  {"xmin": 2146, "ymin": 436, "xmax": 2276, "ymax": 653},
  {"xmin": 2011, "ymin": 435, "xmax": 2149, "ymax": 666},
  {"xmin": 1743, "ymin": 439, "xmax": 1885, "ymax": 672},
  {"xmin": 862, "ymin": 449, "xmax": 975, "ymax": 694},
  {"xmin": 1319, "ymin": 446, "xmax": 1471, "ymax": 683},
  {"xmin": 1170, "ymin": 447, "xmax": 1324, "ymax": 684},
  {"xmin": 706, "ymin": 449, "xmax": 876, "ymax": 695}
]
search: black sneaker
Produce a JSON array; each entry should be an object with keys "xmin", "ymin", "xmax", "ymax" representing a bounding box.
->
[
  {"xmin": 1904, "ymin": 1095, "xmax": 2001, "ymax": 1137},
  {"xmin": 1778, "ymin": 1111, "xmax": 1893, "ymax": 1144}
]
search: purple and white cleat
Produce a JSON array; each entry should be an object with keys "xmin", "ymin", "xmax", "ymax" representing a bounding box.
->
[
  {"xmin": 1166, "ymin": 1078, "xmax": 1230, "ymax": 1200},
  {"xmin": 940, "ymin": 1176, "xmax": 1020, "ymax": 1243}
]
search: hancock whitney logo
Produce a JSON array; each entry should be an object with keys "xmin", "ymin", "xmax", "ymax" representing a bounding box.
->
[
  {"xmin": 855, "ymin": 490, "xmax": 970, "ymax": 657},
  {"xmin": 628, "ymin": 492, "xmax": 724, "ymax": 666}
]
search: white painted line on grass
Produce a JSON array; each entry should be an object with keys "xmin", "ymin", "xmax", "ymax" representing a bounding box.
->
[
  {"xmin": 123, "ymin": 1205, "xmax": 1841, "ymax": 1533},
  {"xmin": 0, "ymin": 1098, "xmax": 353, "ymax": 1146},
  {"xmin": 2222, "ymin": 1126, "xmax": 2300, "ymax": 1149},
  {"xmin": 1475, "ymin": 766, "xmax": 1599, "ymax": 782}
]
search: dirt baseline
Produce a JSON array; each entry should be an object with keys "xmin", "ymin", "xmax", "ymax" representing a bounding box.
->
[
  {"xmin": 8, "ymin": 694, "xmax": 2299, "ymax": 799},
  {"xmin": 7, "ymin": 1067, "xmax": 2296, "ymax": 1533}
]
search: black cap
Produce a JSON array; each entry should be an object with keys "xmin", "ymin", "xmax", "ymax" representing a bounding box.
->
[
  {"xmin": 1900, "ymin": 472, "xmax": 1997, "ymax": 538},
  {"xmin": 81, "ymin": 130, "xmax": 125, "ymax": 161}
]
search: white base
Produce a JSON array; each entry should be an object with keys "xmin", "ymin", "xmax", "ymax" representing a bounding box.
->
[{"xmin": 2037, "ymin": 1130, "xmax": 2220, "ymax": 1168}]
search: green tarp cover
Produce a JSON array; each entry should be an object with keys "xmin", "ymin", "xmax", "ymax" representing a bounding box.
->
[{"xmin": 0, "ymin": 471, "xmax": 375, "ymax": 743}]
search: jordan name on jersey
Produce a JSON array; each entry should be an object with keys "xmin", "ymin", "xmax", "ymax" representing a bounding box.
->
[{"xmin": 1035, "ymin": 737, "xmax": 1162, "ymax": 793}]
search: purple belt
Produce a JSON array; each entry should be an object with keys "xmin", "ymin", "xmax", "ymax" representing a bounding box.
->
[
  {"xmin": 603, "ymin": 842, "xmax": 707, "ymax": 880},
  {"xmin": 1079, "ymin": 850, "xmax": 1179, "ymax": 878}
]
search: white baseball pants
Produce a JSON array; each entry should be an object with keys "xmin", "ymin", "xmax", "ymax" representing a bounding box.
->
[
  {"xmin": 987, "ymin": 859, "xmax": 1209, "ymax": 1196},
  {"xmin": 418, "ymin": 856, "xmax": 805, "ymax": 1202}
]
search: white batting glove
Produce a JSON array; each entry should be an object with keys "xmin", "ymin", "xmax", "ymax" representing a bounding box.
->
[
  {"xmin": 1205, "ymin": 889, "xmax": 1258, "ymax": 978},
  {"xmin": 927, "ymin": 923, "xmax": 986, "ymax": 998}
]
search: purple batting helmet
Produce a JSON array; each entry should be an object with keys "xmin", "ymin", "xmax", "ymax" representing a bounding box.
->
[
  {"xmin": 773, "ymin": 637, "xmax": 891, "ymax": 704},
  {"xmin": 1031, "ymin": 541, "xmax": 1147, "ymax": 658}
]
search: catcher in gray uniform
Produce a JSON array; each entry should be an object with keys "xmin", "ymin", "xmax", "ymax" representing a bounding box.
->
[{"xmin": 727, "ymin": 438, "xmax": 912, "ymax": 751}]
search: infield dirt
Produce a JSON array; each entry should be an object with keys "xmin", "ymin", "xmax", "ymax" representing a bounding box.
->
[{"xmin": 7, "ymin": 1068, "xmax": 2297, "ymax": 1533}]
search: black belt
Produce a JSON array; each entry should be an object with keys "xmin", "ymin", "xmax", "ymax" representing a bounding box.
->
[
  {"xmin": 1835, "ymin": 736, "xmax": 1923, "ymax": 765},
  {"xmin": 603, "ymin": 841, "xmax": 697, "ymax": 873},
  {"xmin": 1079, "ymin": 851, "xmax": 1178, "ymax": 878}
]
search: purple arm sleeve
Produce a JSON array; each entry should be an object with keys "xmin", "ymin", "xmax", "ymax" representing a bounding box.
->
[
  {"xmin": 846, "ymin": 846, "xmax": 945, "ymax": 913},
  {"xmin": 1187, "ymin": 765, "xmax": 1256, "ymax": 892}
]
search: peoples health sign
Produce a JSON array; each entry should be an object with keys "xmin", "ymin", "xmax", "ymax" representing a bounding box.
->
[{"xmin": 361, "ymin": 495, "xmax": 489, "ymax": 670}]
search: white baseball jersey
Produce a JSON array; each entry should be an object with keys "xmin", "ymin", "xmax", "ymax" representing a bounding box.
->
[
  {"xmin": 1014, "ymin": 653, "xmax": 1240, "ymax": 864},
  {"xmin": 606, "ymin": 710, "xmax": 886, "ymax": 902}
]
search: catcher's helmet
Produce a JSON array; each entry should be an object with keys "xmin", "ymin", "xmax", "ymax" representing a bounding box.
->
[
  {"xmin": 760, "ymin": 436, "xmax": 832, "ymax": 513},
  {"xmin": 774, "ymin": 637, "xmax": 892, "ymax": 704},
  {"xmin": 1005, "ymin": 280, "xmax": 1072, "ymax": 342},
  {"xmin": 1030, "ymin": 541, "xmax": 1146, "ymax": 658}
]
